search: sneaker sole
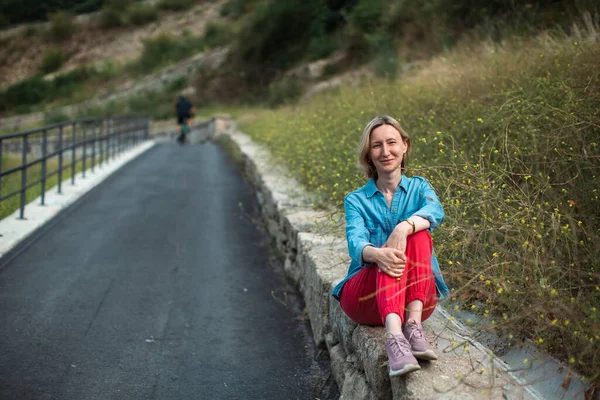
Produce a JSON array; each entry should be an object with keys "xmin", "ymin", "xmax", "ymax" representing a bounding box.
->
[
  {"xmin": 412, "ymin": 350, "xmax": 438, "ymax": 360},
  {"xmin": 389, "ymin": 363, "xmax": 421, "ymax": 377}
]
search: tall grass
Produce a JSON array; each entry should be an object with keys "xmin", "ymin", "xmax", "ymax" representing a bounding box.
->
[{"xmin": 240, "ymin": 26, "xmax": 600, "ymax": 383}]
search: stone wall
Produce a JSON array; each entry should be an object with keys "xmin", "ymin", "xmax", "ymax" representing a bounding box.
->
[{"xmin": 216, "ymin": 122, "xmax": 544, "ymax": 400}]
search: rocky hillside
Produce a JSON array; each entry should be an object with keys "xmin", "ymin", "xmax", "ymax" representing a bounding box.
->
[{"xmin": 0, "ymin": 0, "xmax": 225, "ymax": 90}]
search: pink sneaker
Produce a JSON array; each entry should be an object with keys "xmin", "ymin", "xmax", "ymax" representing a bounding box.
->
[
  {"xmin": 403, "ymin": 319, "xmax": 438, "ymax": 360},
  {"xmin": 385, "ymin": 332, "xmax": 421, "ymax": 376}
]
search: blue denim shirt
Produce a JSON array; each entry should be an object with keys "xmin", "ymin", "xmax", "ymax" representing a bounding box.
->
[{"xmin": 332, "ymin": 175, "xmax": 450, "ymax": 300}]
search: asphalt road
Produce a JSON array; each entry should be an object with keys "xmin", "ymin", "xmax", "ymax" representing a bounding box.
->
[{"xmin": 0, "ymin": 142, "xmax": 337, "ymax": 400}]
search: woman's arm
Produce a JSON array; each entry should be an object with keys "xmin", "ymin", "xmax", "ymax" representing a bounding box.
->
[
  {"xmin": 345, "ymin": 197, "xmax": 374, "ymax": 267},
  {"xmin": 411, "ymin": 178, "xmax": 444, "ymax": 231},
  {"xmin": 346, "ymin": 196, "xmax": 405, "ymax": 277}
]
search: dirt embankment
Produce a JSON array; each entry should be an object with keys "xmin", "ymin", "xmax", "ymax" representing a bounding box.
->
[{"xmin": 0, "ymin": 0, "xmax": 226, "ymax": 90}]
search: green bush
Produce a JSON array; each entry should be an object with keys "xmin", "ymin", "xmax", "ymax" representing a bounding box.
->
[
  {"xmin": 0, "ymin": 66, "xmax": 98, "ymax": 112},
  {"xmin": 100, "ymin": 7, "xmax": 125, "ymax": 27},
  {"xmin": 23, "ymin": 25, "xmax": 39, "ymax": 38},
  {"xmin": 267, "ymin": 78, "xmax": 302, "ymax": 107},
  {"xmin": 165, "ymin": 76, "xmax": 188, "ymax": 93},
  {"xmin": 45, "ymin": 111, "xmax": 71, "ymax": 125},
  {"xmin": 157, "ymin": 0, "xmax": 196, "ymax": 11},
  {"xmin": 127, "ymin": 4, "xmax": 158, "ymax": 26},
  {"xmin": 39, "ymin": 47, "xmax": 65, "ymax": 74},
  {"xmin": 98, "ymin": 59, "xmax": 119, "ymax": 79},
  {"xmin": 347, "ymin": 0, "xmax": 383, "ymax": 34},
  {"xmin": 219, "ymin": 0, "xmax": 254, "ymax": 18},
  {"xmin": 105, "ymin": 0, "xmax": 133, "ymax": 12},
  {"xmin": 71, "ymin": 0, "xmax": 105, "ymax": 14},
  {"xmin": 203, "ymin": 22, "xmax": 231, "ymax": 48},
  {"xmin": 49, "ymin": 11, "xmax": 76, "ymax": 41},
  {"xmin": 133, "ymin": 33, "xmax": 204, "ymax": 74},
  {"xmin": 0, "ymin": 77, "xmax": 50, "ymax": 112}
]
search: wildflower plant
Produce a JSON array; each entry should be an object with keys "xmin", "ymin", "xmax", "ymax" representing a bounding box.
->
[{"xmin": 241, "ymin": 27, "xmax": 600, "ymax": 383}]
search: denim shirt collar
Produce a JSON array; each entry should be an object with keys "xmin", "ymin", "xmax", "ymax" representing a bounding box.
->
[{"xmin": 365, "ymin": 175, "xmax": 409, "ymax": 198}]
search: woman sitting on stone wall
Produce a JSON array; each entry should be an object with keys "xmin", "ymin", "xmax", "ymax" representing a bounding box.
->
[{"xmin": 332, "ymin": 115, "xmax": 450, "ymax": 377}]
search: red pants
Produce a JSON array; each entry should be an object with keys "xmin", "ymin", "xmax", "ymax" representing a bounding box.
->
[{"xmin": 340, "ymin": 230, "xmax": 438, "ymax": 325}]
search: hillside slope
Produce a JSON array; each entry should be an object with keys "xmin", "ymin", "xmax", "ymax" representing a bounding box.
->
[{"xmin": 0, "ymin": 0, "xmax": 225, "ymax": 90}]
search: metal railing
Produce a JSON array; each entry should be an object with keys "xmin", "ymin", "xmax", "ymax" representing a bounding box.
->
[{"xmin": 0, "ymin": 114, "xmax": 149, "ymax": 220}]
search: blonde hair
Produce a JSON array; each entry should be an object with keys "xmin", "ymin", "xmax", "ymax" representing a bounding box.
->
[{"xmin": 358, "ymin": 115, "xmax": 411, "ymax": 179}]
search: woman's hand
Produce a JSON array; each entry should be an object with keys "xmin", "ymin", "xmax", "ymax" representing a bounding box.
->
[
  {"xmin": 363, "ymin": 246, "xmax": 405, "ymax": 278},
  {"xmin": 383, "ymin": 228, "xmax": 408, "ymax": 256},
  {"xmin": 375, "ymin": 248, "xmax": 406, "ymax": 278}
]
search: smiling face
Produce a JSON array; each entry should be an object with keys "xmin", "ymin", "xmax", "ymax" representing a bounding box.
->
[{"xmin": 368, "ymin": 124, "xmax": 408, "ymax": 177}]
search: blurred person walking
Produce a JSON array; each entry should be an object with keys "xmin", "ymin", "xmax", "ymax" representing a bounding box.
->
[{"xmin": 175, "ymin": 95, "xmax": 194, "ymax": 145}]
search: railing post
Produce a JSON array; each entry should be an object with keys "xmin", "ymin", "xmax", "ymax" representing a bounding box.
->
[
  {"xmin": 41, "ymin": 129, "xmax": 47, "ymax": 205},
  {"xmin": 71, "ymin": 122, "xmax": 76, "ymax": 185},
  {"xmin": 82, "ymin": 121, "xmax": 87, "ymax": 178},
  {"xmin": 117, "ymin": 118, "xmax": 121, "ymax": 155},
  {"xmin": 99, "ymin": 119, "xmax": 104, "ymax": 168},
  {"xmin": 19, "ymin": 135, "xmax": 27, "ymax": 219},
  {"xmin": 58, "ymin": 125, "xmax": 63, "ymax": 194},
  {"xmin": 112, "ymin": 118, "xmax": 117, "ymax": 160},
  {"xmin": 106, "ymin": 118, "xmax": 111, "ymax": 163},
  {"xmin": 91, "ymin": 120, "xmax": 96, "ymax": 173}
]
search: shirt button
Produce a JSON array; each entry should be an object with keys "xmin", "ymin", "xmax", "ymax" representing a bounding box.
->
[{"xmin": 392, "ymin": 208, "xmax": 396, "ymax": 212}]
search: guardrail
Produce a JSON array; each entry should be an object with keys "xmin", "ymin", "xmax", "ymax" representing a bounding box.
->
[{"xmin": 0, "ymin": 114, "xmax": 149, "ymax": 220}]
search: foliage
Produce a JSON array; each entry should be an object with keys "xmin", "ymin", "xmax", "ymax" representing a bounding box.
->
[
  {"xmin": 156, "ymin": 0, "xmax": 196, "ymax": 11},
  {"xmin": 203, "ymin": 22, "xmax": 232, "ymax": 49},
  {"xmin": 131, "ymin": 32, "xmax": 204, "ymax": 74},
  {"xmin": 48, "ymin": 11, "xmax": 76, "ymax": 41},
  {"xmin": 99, "ymin": 7, "xmax": 124, "ymax": 27},
  {"xmin": 44, "ymin": 111, "xmax": 71, "ymax": 124},
  {"xmin": 0, "ymin": 77, "xmax": 50, "ymax": 112},
  {"xmin": 104, "ymin": 0, "xmax": 132, "ymax": 12},
  {"xmin": 166, "ymin": 76, "xmax": 188, "ymax": 93},
  {"xmin": 267, "ymin": 78, "xmax": 302, "ymax": 108},
  {"xmin": 240, "ymin": 31, "xmax": 600, "ymax": 382},
  {"xmin": 0, "ymin": 67, "xmax": 98, "ymax": 113},
  {"xmin": 23, "ymin": 25, "xmax": 40, "ymax": 38},
  {"xmin": 127, "ymin": 4, "xmax": 158, "ymax": 26},
  {"xmin": 39, "ymin": 47, "xmax": 65, "ymax": 74},
  {"xmin": 0, "ymin": 0, "xmax": 105, "ymax": 26}
]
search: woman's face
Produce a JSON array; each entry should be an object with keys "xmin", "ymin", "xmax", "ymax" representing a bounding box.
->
[{"xmin": 369, "ymin": 124, "xmax": 407, "ymax": 176}]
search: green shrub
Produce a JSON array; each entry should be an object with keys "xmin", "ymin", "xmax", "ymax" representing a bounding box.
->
[
  {"xmin": 98, "ymin": 59, "xmax": 119, "ymax": 79},
  {"xmin": 71, "ymin": 0, "xmax": 105, "ymax": 14},
  {"xmin": 220, "ymin": 0, "xmax": 254, "ymax": 18},
  {"xmin": 267, "ymin": 78, "xmax": 303, "ymax": 108},
  {"xmin": 127, "ymin": 4, "xmax": 158, "ymax": 26},
  {"xmin": 133, "ymin": 33, "xmax": 204, "ymax": 74},
  {"xmin": 347, "ymin": 0, "xmax": 383, "ymax": 34},
  {"xmin": 0, "ymin": 77, "xmax": 50, "ymax": 112},
  {"xmin": 45, "ymin": 111, "xmax": 71, "ymax": 125},
  {"xmin": 49, "ymin": 11, "xmax": 76, "ymax": 41},
  {"xmin": 100, "ymin": 7, "xmax": 125, "ymax": 27},
  {"xmin": 52, "ymin": 66, "xmax": 95, "ymax": 97},
  {"xmin": 0, "ymin": 13, "xmax": 9, "ymax": 28},
  {"xmin": 203, "ymin": 22, "xmax": 231, "ymax": 48},
  {"xmin": 23, "ymin": 25, "xmax": 39, "ymax": 38},
  {"xmin": 105, "ymin": 0, "xmax": 133, "ymax": 12},
  {"xmin": 157, "ymin": 0, "xmax": 196, "ymax": 11},
  {"xmin": 166, "ymin": 76, "xmax": 188, "ymax": 93},
  {"xmin": 39, "ymin": 47, "xmax": 65, "ymax": 74}
]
